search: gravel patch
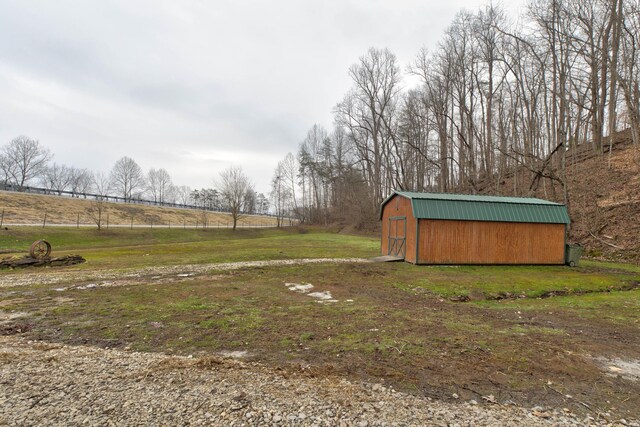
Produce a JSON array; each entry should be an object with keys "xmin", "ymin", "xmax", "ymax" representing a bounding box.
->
[
  {"xmin": 0, "ymin": 258, "xmax": 370, "ymax": 289},
  {"xmin": 0, "ymin": 336, "xmax": 630, "ymax": 426}
]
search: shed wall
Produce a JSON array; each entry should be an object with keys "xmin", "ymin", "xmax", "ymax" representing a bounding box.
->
[
  {"xmin": 380, "ymin": 195, "xmax": 417, "ymax": 263},
  {"xmin": 417, "ymin": 219, "xmax": 565, "ymax": 265}
]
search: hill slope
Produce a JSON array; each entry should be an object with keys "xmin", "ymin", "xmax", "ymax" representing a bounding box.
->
[
  {"xmin": 0, "ymin": 191, "xmax": 278, "ymax": 228},
  {"xmin": 481, "ymin": 132, "xmax": 640, "ymax": 262},
  {"xmin": 567, "ymin": 141, "xmax": 640, "ymax": 261}
]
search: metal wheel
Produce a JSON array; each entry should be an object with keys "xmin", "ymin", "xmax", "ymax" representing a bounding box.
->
[
  {"xmin": 569, "ymin": 260, "xmax": 576, "ymax": 267},
  {"xmin": 29, "ymin": 240, "xmax": 52, "ymax": 259}
]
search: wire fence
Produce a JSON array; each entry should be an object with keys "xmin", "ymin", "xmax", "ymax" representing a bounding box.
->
[
  {"xmin": 0, "ymin": 208, "xmax": 295, "ymax": 229},
  {"xmin": 0, "ymin": 183, "xmax": 278, "ymax": 217},
  {"xmin": 0, "ymin": 185, "xmax": 297, "ymax": 229}
]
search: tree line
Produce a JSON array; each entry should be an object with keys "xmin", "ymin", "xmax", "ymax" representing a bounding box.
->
[
  {"xmin": 0, "ymin": 136, "xmax": 267, "ymax": 229},
  {"xmin": 271, "ymin": 0, "xmax": 640, "ymax": 227}
]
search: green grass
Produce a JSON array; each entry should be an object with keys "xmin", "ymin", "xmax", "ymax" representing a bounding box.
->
[
  {"xmin": 0, "ymin": 226, "xmax": 380, "ymax": 269},
  {"xmin": 479, "ymin": 288, "xmax": 640, "ymax": 324},
  {"xmin": 392, "ymin": 264, "xmax": 638, "ymax": 300},
  {"xmin": 581, "ymin": 259, "xmax": 640, "ymax": 273},
  {"xmin": 2, "ymin": 228, "xmax": 640, "ymax": 416}
]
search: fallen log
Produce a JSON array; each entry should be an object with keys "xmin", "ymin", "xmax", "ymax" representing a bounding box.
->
[{"xmin": 588, "ymin": 231, "xmax": 625, "ymax": 250}]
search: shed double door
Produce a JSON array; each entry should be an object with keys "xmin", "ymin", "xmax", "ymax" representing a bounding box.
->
[{"xmin": 388, "ymin": 216, "xmax": 406, "ymax": 258}]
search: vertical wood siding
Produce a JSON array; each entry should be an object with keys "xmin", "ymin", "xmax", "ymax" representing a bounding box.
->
[
  {"xmin": 418, "ymin": 219, "xmax": 565, "ymax": 265},
  {"xmin": 380, "ymin": 195, "xmax": 417, "ymax": 262}
]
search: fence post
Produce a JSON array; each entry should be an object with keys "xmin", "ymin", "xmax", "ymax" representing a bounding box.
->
[
  {"xmin": 42, "ymin": 211, "xmax": 47, "ymax": 228},
  {"xmin": 0, "ymin": 209, "xmax": 4, "ymax": 228},
  {"xmin": 77, "ymin": 213, "xmax": 80, "ymax": 229},
  {"xmin": 131, "ymin": 216, "xmax": 134, "ymax": 230},
  {"xmin": 183, "ymin": 218, "xmax": 186, "ymax": 229},
  {"xmin": 106, "ymin": 213, "xmax": 109, "ymax": 229}
]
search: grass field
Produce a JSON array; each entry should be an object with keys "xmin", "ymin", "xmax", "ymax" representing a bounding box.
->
[
  {"xmin": 1, "ymin": 226, "xmax": 639, "ymax": 418},
  {"xmin": 0, "ymin": 190, "xmax": 279, "ymax": 227},
  {"xmin": 0, "ymin": 227, "xmax": 376, "ymax": 269}
]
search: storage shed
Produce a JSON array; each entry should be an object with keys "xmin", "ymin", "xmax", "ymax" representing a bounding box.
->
[{"xmin": 379, "ymin": 191, "xmax": 570, "ymax": 265}]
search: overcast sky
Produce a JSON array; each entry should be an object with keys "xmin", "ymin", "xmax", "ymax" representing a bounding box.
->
[{"xmin": 0, "ymin": 0, "xmax": 525, "ymax": 194}]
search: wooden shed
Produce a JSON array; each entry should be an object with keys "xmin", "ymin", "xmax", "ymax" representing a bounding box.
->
[{"xmin": 379, "ymin": 191, "xmax": 570, "ymax": 265}]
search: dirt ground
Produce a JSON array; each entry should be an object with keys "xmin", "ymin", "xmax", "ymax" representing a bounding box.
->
[{"xmin": 1, "ymin": 259, "xmax": 639, "ymax": 422}]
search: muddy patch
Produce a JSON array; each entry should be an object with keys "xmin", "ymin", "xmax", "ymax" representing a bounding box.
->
[
  {"xmin": 595, "ymin": 357, "xmax": 640, "ymax": 382},
  {"xmin": 0, "ymin": 322, "xmax": 32, "ymax": 335},
  {"xmin": 450, "ymin": 280, "xmax": 640, "ymax": 302}
]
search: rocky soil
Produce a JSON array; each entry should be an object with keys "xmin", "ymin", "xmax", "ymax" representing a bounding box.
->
[
  {"xmin": 0, "ymin": 254, "xmax": 85, "ymax": 270},
  {"xmin": 0, "ymin": 258, "xmax": 370, "ymax": 289},
  {"xmin": 0, "ymin": 337, "xmax": 634, "ymax": 427}
]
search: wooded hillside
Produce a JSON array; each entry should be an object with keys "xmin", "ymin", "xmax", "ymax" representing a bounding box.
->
[{"xmin": 269, "ymin": 0, "xmax": 640, "ymax": 251}]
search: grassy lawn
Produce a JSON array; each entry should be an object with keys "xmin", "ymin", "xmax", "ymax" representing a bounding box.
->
[
  {"xmin": 0, "ymin": 226, "xmax": 379, "ymax": 269},
  {"xmin": 1, "ymin": 227, "xmax": 639, "ymax": 417},
  {"xmin": 394, "ymin": 263, "xmax": 639, "ymax": 300}
]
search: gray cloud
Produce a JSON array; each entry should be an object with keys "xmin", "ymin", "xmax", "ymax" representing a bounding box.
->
[{"xmin": 0, "ymin": 0, "xmax": 524, "ymax": 193}]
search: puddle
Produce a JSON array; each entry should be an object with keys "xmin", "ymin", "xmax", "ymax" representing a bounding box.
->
[{"xmin": 595, "ymin": 357, "xmax": 640, "ymax": 381}]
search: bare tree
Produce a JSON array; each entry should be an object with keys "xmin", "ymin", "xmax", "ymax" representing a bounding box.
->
[
  {"xmin": 42, "ymin": 163, "xmax": 73, "ymax": 195},
  {"xmin": 147, "ymin": 168, "xmax": 173, "ymax": 203},
  {"xmin": 270, "ymin": 0, "xmax": 640, "ymax": 226},
  {"xmin": 1, "ymin": 136, "xmax": 52, "ymax": 188},
  {"xmin": 87, "ymin": 172, "xmax": 111, "ymax": 230},
  {"xmin": 0, "ymin": 154, "xmax": 17, "ymax": 186},
  {"xmin": 174, "ymin": 185, "xmax": 192, "ymax": 205},
  {"xmin": 335, "ymin": 47, "xmax": 402, "ymax": 206},
  {"xmin": 109, "ymin": 156, "xmax": 145, "ymax": 202},
  {"xmin": 69, "ymin": 168, "xmax": 94, "ymax": 196},
  {"xmin": 216, "ymin": 166, "xmax": 253, "ymax": 230},
  {"xmin": 270, "ymin": 164, "xmax": 290, "ymax": 227},
  {"xmin": 92, "ymin": 171, "xmax": 111, "ymax": 197},
  {"xmin": 618, "ymin": 0, "xmax": 640, "ymax": 145}
]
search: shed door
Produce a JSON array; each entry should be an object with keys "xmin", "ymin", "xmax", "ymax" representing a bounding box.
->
[{"xmin": 388, "ymin": 216, "xmax": 406, "ymax": 258}]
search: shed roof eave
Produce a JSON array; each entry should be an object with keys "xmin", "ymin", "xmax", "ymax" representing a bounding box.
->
[{"xmin": 378, "ymin": 191, "xmax": 405, "ymax": 220}]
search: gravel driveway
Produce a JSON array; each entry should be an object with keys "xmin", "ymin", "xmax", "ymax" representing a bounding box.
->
[
  {"xmin": 0, "ymin": 337, "xmax": 625, "ymax": 426},
  {"xmin": 0, "ymin": 258, "xmax": 371, "ymax": 289}
]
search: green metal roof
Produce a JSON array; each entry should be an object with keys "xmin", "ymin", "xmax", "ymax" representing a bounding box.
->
[{"xmin": 381, "ymin": 191, "xmax": 570, "ymax": 224}]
